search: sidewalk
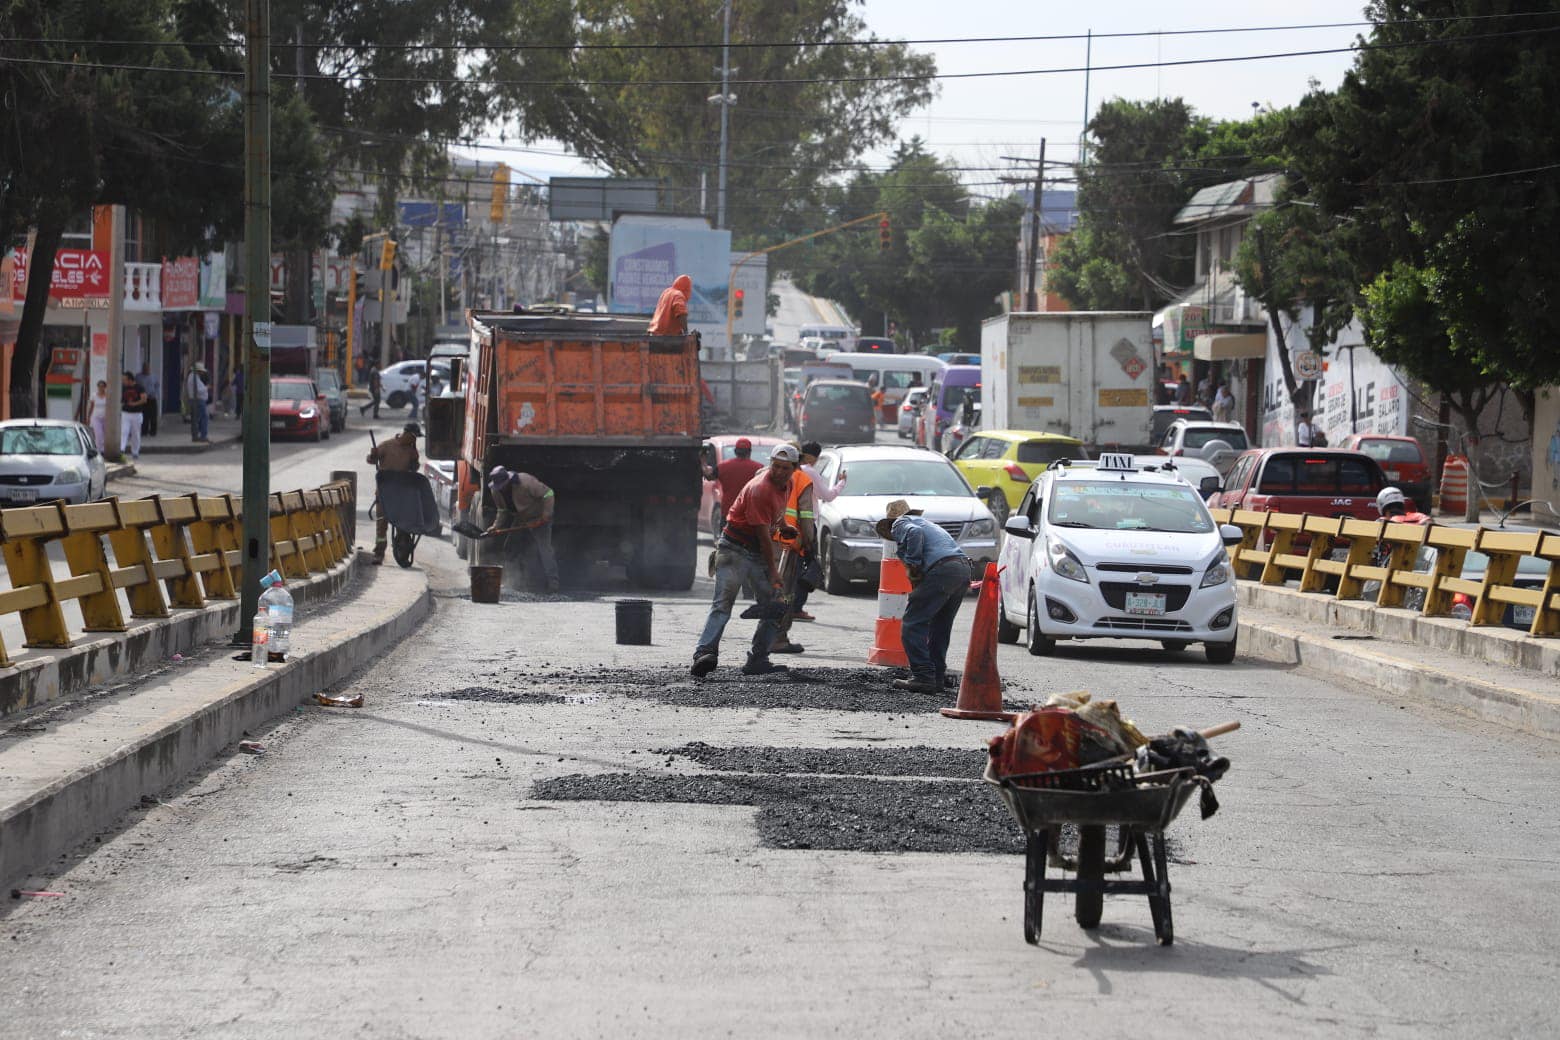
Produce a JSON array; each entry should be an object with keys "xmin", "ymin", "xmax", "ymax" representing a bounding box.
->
[{"xmin": 129, "ymin": 410, "xmax": 243, "ymax": 456}]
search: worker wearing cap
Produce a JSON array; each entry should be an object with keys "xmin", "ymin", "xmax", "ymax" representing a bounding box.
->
[
  {"xmin": 692, "ymin": 443, "xmax": 798, "ymax": 678},
  {"xmin": 366, "ymin": 423, "xmax": 421, "ymax": 565},
  {"xmin": 787, "ymin": 440, "xmax": 845, "ymax": 624},
  {"xmin": 486, "ymin": 465, "xmax": 559, "ymax": 593},
  {"xmin": 768, "ymin": 442, "xmax": 815, "ymax": 654},
  {"xmin": 875, "ymin": 499, "xmax": 971, "ymax": 693}
]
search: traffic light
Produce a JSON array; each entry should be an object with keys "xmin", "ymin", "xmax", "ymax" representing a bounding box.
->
[
  {"xmin": 732, "ymin": 288, "xmax": 745, "ymax": 319},
  {"xmin": 879, "ymin": 217, "xmax": 891, "ymax": 251},
  {"xmin": 490, "ymin": 163, "xmax": 511, "ymax": 224},
  {"xmin": 379, "ymin": 239, "xmax": 398, "ymax": 271}
]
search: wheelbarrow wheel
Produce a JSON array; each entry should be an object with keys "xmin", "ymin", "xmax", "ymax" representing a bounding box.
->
[
  {"xmin": 1074, "ymin": 825, "xmax": 1106, "ymax": 929},
  {"xmin": 392, "ymin": 530, "xmax": 415, "ymax": 568}
]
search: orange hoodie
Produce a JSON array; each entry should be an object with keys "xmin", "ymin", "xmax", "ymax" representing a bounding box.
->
[{"xmin": 648, "ymin": 274, "xmax": 693, "ymax": 334}]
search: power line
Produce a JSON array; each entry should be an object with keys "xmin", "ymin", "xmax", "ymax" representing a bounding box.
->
[{"xmin": 3, "ymin": 24, "xmax": 1557, "ymax": 88}]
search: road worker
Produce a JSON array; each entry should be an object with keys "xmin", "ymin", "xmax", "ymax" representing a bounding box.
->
[
  {"xmin": 768, "ymin": 442, "xmax": 816, "ymax": 655},
  {"xmin": 875, "ymin": 499, "xmax": 972, "ymax": 693},
  {"xmin": 649, "ymin": 274, "xmax": 693, "ymax": 335},
  {"xmin": 366, "ymin": 423, "xmax": 421, "ymax": 565},
  {"xmin": 692, "ymin": 443, "xmax": 799, "ymax": 678},
  {"xmin": 486, "ymin": 465, "xmax": 560, "ymax": 593}
]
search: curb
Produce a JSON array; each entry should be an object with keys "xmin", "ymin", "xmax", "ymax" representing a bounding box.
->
[
  {"xmin": 0, "ymin": 564, "xmax": 432, "ymax": 888},
  {"xmin": 1239, "ymin": 617, "xmax": 1560, "ymax": 741}
]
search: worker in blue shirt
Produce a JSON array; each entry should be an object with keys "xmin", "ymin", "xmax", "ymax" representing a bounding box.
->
[{"xmin": 875, "ymin": 499, "xmax": 972, "ymax": 693}]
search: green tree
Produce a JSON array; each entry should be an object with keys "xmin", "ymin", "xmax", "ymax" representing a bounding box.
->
[{"xmin": 499, "ymin": 0, "xmax": 936, "ymax": 241}]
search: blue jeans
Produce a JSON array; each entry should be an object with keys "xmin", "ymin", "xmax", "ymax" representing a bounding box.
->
[
  {"xmin": 193, "ymin": 399, "xmax": 209, "ymax": 441},
  {"xmin": 695, "ymin": 544, "xmax": 781, "ymax": 661},
  {"xmin": 900, "ymin": 556, "xmax": 970, "ymax": 681}
]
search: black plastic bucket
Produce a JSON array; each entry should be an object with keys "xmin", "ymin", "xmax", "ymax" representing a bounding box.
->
[
  {"xmin": 469, "ymin": 566, "xmax": 504, "ymax": 604},
  {"xmin": 615, "ymin": 599, "xmax": 653, "ymax": 645}
]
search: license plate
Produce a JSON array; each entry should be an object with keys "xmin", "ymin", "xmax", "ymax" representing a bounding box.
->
[
  {"xmin": 1514, "ymin": 605, "xmax": 1536, "ymax": 626},
  {"xmin": 6, "ymin": 488, "xmax": 37, "ymax": 502},
  {"xmin": 271, "ymin": 420, "xmax": 287, "ymax": 429},
  {"xmin": 832, "ymin": 417, "xmax": 846, "ymax": 425},
  {"xmin": 1124, "ymin": 592, "xmax": 1166, "ymax": 616},
  {"xmin": 1386, "ymin": 469, "xmax": 1400, "ymax": 480}
]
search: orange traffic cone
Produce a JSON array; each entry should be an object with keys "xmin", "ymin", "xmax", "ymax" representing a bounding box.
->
[
  {"xmin": 942, "ymin": 562, "xmax": 1011, "ymax": 721},
  {"xmin": 867, "ymin": 542, "xmax": 911, "ymax": 668}
]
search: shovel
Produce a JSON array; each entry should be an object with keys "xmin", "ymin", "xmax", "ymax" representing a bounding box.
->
[{"xmin": 450, "ymin": 519, "xmax": 531, "ymax": 540}]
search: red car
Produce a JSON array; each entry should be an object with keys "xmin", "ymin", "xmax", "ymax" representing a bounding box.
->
[
  {"xmin": 698, "ymin": 433, "xmax": 789, "ymax": 534},
  {"xmin": 1337, "ymin": 434, "xmax": 1431, "ymax": 511},
  {"xmin": 269, "ymin": 377, "xmax": 329, "ymax": 442},
  {"xmin": 1212, "ymin": 447, "xmax": 1389, "ymax": 520}
]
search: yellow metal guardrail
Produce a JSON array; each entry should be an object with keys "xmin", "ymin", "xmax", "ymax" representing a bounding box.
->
[
  {"xmin": 0, "ymin": 482, "xmax": 355, "ymax": 667},
  {"xmin": 1212, "ymin": 508, "xmax": 1560, "ymax": 638}
]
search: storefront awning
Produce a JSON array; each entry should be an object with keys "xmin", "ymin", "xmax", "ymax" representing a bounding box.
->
[{"xmin": 1194, "ymin": 333, "xmax": 1266, "ymax": 361}]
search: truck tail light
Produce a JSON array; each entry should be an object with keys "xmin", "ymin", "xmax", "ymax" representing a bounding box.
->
[
  {"xmin": 1003, "ymin": 462, "xmax": 1030, "ymax": 482},
  {"xmin": 1172, "ymin": 448, "xmax": 1184, "ymax": 456}
]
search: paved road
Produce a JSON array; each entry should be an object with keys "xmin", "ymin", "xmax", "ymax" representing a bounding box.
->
[{"xmin": 4, "ymin": 490, "xmax": 1558, "ymax": 1036}]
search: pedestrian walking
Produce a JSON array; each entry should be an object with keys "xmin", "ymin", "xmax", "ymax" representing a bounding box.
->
[
  {"xmin": 648, "ymin": 274, "xmax": 692, "ymax": 335},
  {"xmin": 407, "ymin": 371, "xmax": 422, "ymax": 421},
  {"xmin": 485, "ymin": 465, "xmax": 560, "ymax": 593},
  {"xmin": 119, "ymin": 371, "xmax": 147, "ymax": 459},
  {"xmin": 1211, "ymin": 382, "xmax": 1234, "ymax": 423},
  {"xmin": 1196, "ymin": 371, "xmax": 1214, "ymax": 407},
  {"xmin": 139, "ymin": 369, "xmax": 160, "ymax": 437},
  {"xmin": 185, "ymin": 362, "xmax": 211, "ymax": 443},
  {"xmin": 691, "ymin": 443, "xmax": 799, "ymax": 678},
  {"xmin": 86, "ymin": 379, "xmax": 108, "ymax": 452},
  {"xmin": 1296, "ymin": 410, "xmax": 1314, "ymax": 448},
  {"xmin": 360, "ymin": 362, "xmax": 381, "ymax": 418},
  {"xmin": 366, "ymin": 423, "xmax": 421, "ymax": 565},
  {"xmin": 875, "ymin": 499, "xmax": 972, "ymax": 693}
]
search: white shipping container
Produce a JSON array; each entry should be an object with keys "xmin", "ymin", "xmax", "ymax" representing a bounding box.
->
[{"xmin": 980, "ymin": 312, "xmax": 1156, "ymax": 448}]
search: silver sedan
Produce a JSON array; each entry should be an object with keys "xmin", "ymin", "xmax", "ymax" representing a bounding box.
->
[
  {"xmin": 812, "ymin": 444, "xmax": 1000, "ymax": 593},
  {"xmin": 0, "ymin": 419, "xmax": 108, "ymax": 506}
]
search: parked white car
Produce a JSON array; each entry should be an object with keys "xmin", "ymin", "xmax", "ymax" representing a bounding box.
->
[
  {"xmin": 379, "ymin": 360, "xmax": 449, "ymax": 409},
  {"xmin": 812, "ymin": 444, "xmax": 1001, "ymax": 593},
  {"xmin": 996, "ymin": 453, "xmax": 1244, "ymax": 663},
  {"xmin": 1156, "ymin": 419, "xmax": 1249, "ymax": 476},
  {"xmin": 0, "ymin": 420, "xmax": 108, "ymax": 506}
]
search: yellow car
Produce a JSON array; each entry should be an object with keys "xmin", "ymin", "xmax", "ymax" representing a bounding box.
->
[{"xmin": 949, "ymin": 429, "xmax": 1085, "ymax": 522}]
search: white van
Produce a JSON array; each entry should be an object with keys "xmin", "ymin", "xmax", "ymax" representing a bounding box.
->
[
  {"xmin": 826, "ymin": 353, "xmax": 946, "ymax": 425},
  {"xmin": 797, "ymin": 324, "xmax": 856, "ymax": 349}
]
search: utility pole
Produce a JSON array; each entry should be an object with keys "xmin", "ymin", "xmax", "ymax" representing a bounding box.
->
[
  {"xmin": 239, "ymin": 0, "xmax": 273, "ymax": 644},
  {"xmin": 379, "ymin": 230, "xmax": 392, "ymax": 366},
  {"xmin": 1026, "ymin": 139, "xmax": 1046, "ymax": 310},
  {"xmin": 715, "ymin": 0, "xmax": 733, "ymax": 229},
  {"xmin": 103, "ymin": 207, "xmax": 125, "ymax": 461}
]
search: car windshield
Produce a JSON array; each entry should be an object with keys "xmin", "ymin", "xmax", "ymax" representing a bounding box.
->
[
  {"xmin": 1048, "ymin": 480, "xmax": 1214, "ymax": 533},
  {"xmin": 271, "ymin": 381, "xmax": 314, "ymax": 400},
  {"xmin": 721, "ymin": 443, "xmax": 776, "ymax": 464},
  {"xmin": 1182, "ymin": 427, "xmax": 1249, "ymax": 450},
  {"xmin": 841, "ymin": 459, "xmax": 972, "ymax": 498},
  {"xmin": 1358, "ymin": 439, "xmax": 1423, "ymax": 463},
  {"xmin": 0, "ymin": 427, "xmax": 79, "ymax": 456}
]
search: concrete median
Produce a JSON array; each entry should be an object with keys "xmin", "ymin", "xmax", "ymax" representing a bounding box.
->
[{"xmin": 0, "ymin": 560, "xmax": 431, "ymax": 888}]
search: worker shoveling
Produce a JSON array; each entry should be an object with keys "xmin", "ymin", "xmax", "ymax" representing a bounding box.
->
[{"xmin": 982, "ymin": 690, "xmax": 1237, "ymax": 947}]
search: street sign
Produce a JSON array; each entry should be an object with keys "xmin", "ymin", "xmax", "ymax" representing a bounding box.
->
[
  {"xmin": 1295, "ymin": 350, "xmax": 1322, "ymax": 380},
  {"xmin": 253, "ymin": 320, "xmax": 272, "ymax": 350}
]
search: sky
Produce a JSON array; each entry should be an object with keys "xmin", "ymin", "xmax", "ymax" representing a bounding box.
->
[{"xmin": 458, "ymin": 1, "xmax": 1372, "ymax": 192}]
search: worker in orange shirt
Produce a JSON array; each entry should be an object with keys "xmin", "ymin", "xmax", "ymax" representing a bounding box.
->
[{"xmin": 649, "ymin": 274, "xmax": 692, "ymax": 335}]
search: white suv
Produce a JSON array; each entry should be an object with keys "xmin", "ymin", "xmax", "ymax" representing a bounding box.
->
[
  {"xmin": 995, "ymin": 454, "xmax": 1244, "ymax": 663},
  {"xmin": 1158, "ymin": 419, "xmax": 1248, "ymax": 475}
]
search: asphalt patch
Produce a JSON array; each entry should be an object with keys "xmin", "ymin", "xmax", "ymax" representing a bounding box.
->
[
  {"xmin": 434, "ymin": 686, "xmax": 564, "ymax": 705},
  {"xmin": 532, "ymin": 772, "xmax": 1022, "ymax": 854},
  {"xmin": 662, "ymin": 742, "xmax": 986, "ymax": 778},
  {"xmin": 468, "ymin": 665, "xmax": 1040, "ymax": 715}
]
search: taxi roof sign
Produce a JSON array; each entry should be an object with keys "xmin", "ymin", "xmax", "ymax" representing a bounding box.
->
[{"xmin": 1098, "ymin": 452, "xmax": 1136, "ymax": 472}]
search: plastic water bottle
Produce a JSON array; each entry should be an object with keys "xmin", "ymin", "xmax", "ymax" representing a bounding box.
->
[
  {"xmin": 251, "ymin": 609, "xmax": 271, "ymax": 667},
  {"xmin": 258, "ymin": 570, "xmax": 294, "ymax": 663}
]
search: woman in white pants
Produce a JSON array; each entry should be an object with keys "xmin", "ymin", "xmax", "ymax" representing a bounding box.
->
[{"xmin": 86, "ymin": 380, "xmax": 108, "ymax": 451}]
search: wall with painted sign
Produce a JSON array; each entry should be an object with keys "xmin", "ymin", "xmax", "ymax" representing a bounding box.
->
[
  {"xmin": 1260, "ymin": 317, "xmax": 1409, "ymax": 446},
  {"xmin": 1534, "ymin": 389, "xmax": 1560, "ymax": 524}
]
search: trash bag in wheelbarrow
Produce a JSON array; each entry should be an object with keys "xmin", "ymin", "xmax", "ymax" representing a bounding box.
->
[{"xmin": 374, "ymin": 470, "xmax": 443, "ymax": 537}]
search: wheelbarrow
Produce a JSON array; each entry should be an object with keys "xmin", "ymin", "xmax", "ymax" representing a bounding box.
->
[
  {"xmin": 372, "ymin": 469, "xmax": 442, "ymax": 568},
  {"xmin": 986, "ymin": 758, "xmax": 1206, "ymax": 946}
]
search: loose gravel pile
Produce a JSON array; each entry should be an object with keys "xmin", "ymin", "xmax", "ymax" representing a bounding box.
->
[
  {"xmin": 532, "ymin": 772, "xmax": 1022, "ymax": 854},
  {"xmin": 661, "ymin": 742, "xmax": 987, "ymax": 778}
]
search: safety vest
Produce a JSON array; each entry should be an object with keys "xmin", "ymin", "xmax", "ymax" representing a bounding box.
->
[{"xmin": 774, "ymin": 468, "xmax": 814, "ymax": 549}]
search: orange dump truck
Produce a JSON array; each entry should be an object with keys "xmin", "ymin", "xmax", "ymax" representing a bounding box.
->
[{"xmin": 425, "ymin": 310, "xmax": 704, "ymax": 589}]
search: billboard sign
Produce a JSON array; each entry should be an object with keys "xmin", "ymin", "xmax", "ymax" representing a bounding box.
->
[
  {"xmin": 607, "ymin": 217, "xmax": 731, "ymax": 330},
  {"xmin": 549, "ymin": 177, "xmax": 663, "ymax": 222},
  {"xmin": 11, "ymin": 248, "xmax": 112, "ymax": 301},
  {"xmin": 162, "ymin": 257, "xmax": 200, "ymax": 310}
]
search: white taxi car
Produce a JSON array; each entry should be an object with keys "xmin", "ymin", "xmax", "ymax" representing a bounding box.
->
[{"xmin": 996, "ymin": 453, "xmax": 1245, "ymax": 663}]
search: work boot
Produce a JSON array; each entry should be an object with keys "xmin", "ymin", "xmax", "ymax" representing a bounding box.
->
[
  {"xmin": 741, "ymin": 655, "xmax": 788, "ymax": 676},
  {"xmin": 769, "ymin": 640, "xmax": 804, "ymax": 654},
  {"xmin": 690, "ymin": 652, "xmax": 719, "ymax": 678},
  {"xmin": 793, "ymin": 610, "xmax": 816, "ymax": 622},
  {"xmin": 893, "ymin": 676, "xmax": 939, "ymax": 694}
]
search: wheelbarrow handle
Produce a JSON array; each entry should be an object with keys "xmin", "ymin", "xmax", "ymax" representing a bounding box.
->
[{"xmin": 1198, "ymin": 721, "xmax": 1241, "ymax": 739}]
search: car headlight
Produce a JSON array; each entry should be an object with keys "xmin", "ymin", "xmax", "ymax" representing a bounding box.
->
[
  {"xmin": 298, "ymin": 407, "xmax": 317, "ymax": 419},
  {"xmin": 840, "ymin": 517, "xmax": 877, "ymax": 537},
  {"xmin": 964, "ymin": 518, "xmax": 996, "ymax": 537},
  {"xmin": 54, "ymin": 468, "xmax": 86, "ymax": 484},
  {"xmin": 1200, "ymin": 558, "xmax": 1231, "ymax": 588},
  {"xmin": 1047, "ymin": 537, "xmax": 1089, "ymax": 583}
]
